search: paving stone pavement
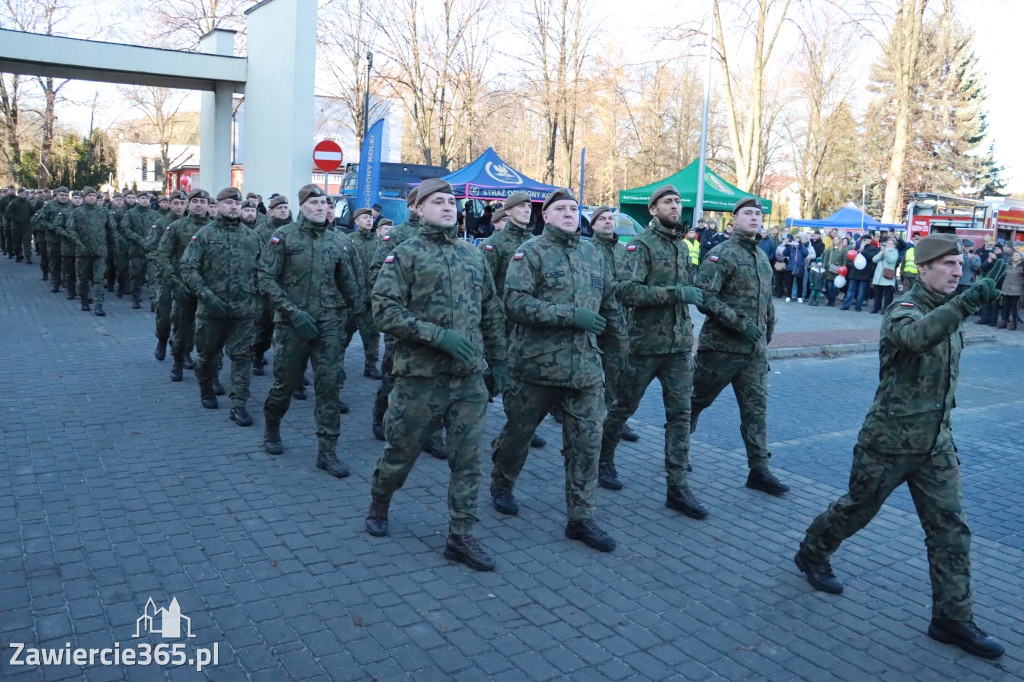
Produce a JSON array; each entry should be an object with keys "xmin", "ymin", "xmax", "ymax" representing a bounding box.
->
[{"xmin": 1, "ymin": 257, "xmax": 1023, "ymax": 681}]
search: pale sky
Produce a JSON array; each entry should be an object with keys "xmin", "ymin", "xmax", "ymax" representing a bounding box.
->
[{"xmin": 47, "ymin": 0, "xmax": 1024, "ymax": 194}]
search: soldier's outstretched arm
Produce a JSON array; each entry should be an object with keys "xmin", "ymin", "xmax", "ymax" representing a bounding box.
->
[
  {"xmin": 618, "ymin": 243, "xmax": 675, "ymax": 307},
  {"xmin": 371, "ymin": 249, "xmax": 443, "ymax": 344},
  {"xmin": 694, "ymin": 257, "xmax": 746, "ymax": 333},
  {"xmin": 479, "ymin": 258, "xmax": 507, "ymax": 364},
  {"xmin": 503, "ymin": 250, "xmax": 575, "ymax": 327},
  {"xmin": 886, "ymin": 302, "xmax": 969, "ymax": 354}
]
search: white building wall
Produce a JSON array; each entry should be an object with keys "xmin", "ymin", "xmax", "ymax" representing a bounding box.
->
[{"xmin": 117, "ymin": 142, "xmax": 199, "ymax": 192}]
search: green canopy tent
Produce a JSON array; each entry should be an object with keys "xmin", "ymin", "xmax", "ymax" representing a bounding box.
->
[{"xmin": 617, "ymin": 160, "xmax": 773, "ymax": 227}]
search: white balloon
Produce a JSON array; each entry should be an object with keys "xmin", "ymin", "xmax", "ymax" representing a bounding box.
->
[
  {"xmin": 834, "ymin": 274, "xmax": 847, "ymax": 288},
  {"xmin": 854, "ymin": 253, "xmax": 867, "ymax": 270}
]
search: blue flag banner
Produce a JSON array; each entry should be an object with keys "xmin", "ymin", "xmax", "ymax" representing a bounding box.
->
[{"xmin": 356, "ymin": 119, "xmax": 384, "ymax": 209}]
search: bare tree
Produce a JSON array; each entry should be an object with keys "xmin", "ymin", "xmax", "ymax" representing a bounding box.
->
[
  {"xmin": 134, "ymin": 0, "xmax": 255, "ymax": 50},
  {"xmin": 118, "ymin": 86, "xmax": 199, "ymax": 175},
  {"xmin": 0, "ymin": 73, "xmax": 24, "ymax": 183}
]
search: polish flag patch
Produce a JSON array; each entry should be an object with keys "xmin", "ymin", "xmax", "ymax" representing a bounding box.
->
[
  {"xmin": 165, "ymin": 225, "xmax": 172, "ymax": 231},
  {"xmin": 190, "ymin": 235, "xmax": 197, "ymax": 241},
  {"xmin": 385, "ymin": 254, "xmax": 395, "ymax": 263},
  {"xmin": 484, "ymin": 244, "xmax": 494, "ymax": 251},
  {"xmin": 626, "ymin": 244, "xmax": 637, "ymax": 251},
  {"xmin": 270, "ymin": 236, "xmax": 281, "ymax": 244},
  {"xmin": 900, "ymin": 302, "xmax": 916, "ymax": 307},
  {"xmin": 513, "ymin": 251, "xmax": 525, "ymax": 260},
  {"xmin": 709, "ymin": 255, "xmax": 719, "ymax": 262},
  {"xmin": 382, "ymin": 235, "xmax": 390, "ymax": 241}
]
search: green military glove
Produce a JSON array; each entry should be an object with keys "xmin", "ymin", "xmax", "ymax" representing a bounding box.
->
[
  {"xmin": 959, "ymin": 259, "xmax": 1007, "ymax": 309},
  {"xmin": 741, "ymin": 323, "xmax": 765, "ymax": 343},
  {"xmin": 432, "ymin": 329, "xmax": 476, "ymax": 363},
  {"xmin": 571, "ymin": 307, "xmax": 607, "ymax": 334},
  {"xmin": 291, "ymin": 310, "xmax": 319, "ymax": 340},
  {"xmin": 672, "ymin": 286, "xmax": 703, "ymax": 306},
  {"xmin": 489, "ymin": 362, "xmax": 510, "ymax": 397},
  {"xmin": 203, "ymin": 295, "xmax": 230, "ymax": 318}
]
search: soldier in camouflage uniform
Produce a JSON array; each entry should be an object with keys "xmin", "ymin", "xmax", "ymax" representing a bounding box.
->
[
  {"xmin": 599, "ymin": 189, "xmax": 710, "ymax": 517},
  {"xmin": 342, "ymin": 208, "xmax": 383, "ymax": 379},
  {"xmin": 117, "ymin": 192, "xmax": 160, "ymax": 309},
  {"xmin": 0, "ymin": 186, "xmax": 13, "ymax": 257},
  {"xmin": 54, "ymin": 192, "xmax": 83, "ymax": 299},
  {"xmin": 251, "ymin": 195, "xmax": 292, "ymax": 375},
  {"xmin": 691, "ymin": 197, "xmax": 789, "ymax": 496},
  {"xmin": 489, "ymin": 188, "xmax": 626, "ymax": 553},
  {"xmin": 159, "ymin": 189, "xmax": 212, "ymax": 381},
  {"xmin": 796, "ymin": 234, "xmax": 1007, "ymax": 660},
  {"xmin": 258, "ymin": 183, "xmax": 365, "ymax": 477},
  {"xmin": 149, "ymin": 191, "xmax": 187, "ymax": 361},
  {"xmin": 4, "ymin": 188, "xmax": 36, "ymax": 264},
  {"xmin": 365, "ymin": 179, "xmax": 507, "ymax": 572},
  {"xmin": 181, "ymin": 187, "xmax": 263, "ymax": 425},
  {"xmin": 64, "ymin": 187, "xmax": 114, "ymax": 316},
  {"xmin": 37, "ymin": 187, "xmax": 71, "ymax": 291},
  {"xmin": 107, "ymin": 192, "xmax": 131, "ymax": 295}
]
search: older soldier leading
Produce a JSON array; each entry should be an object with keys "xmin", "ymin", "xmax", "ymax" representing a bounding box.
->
[
  {"xmin": 691, "ymin": 197, "xmax": 789, "ymax": 497},
  {"xmin": 796, "ymin": 234, "xmax": 1007, "ymax": 660},
  {"xmin": 489, "ymin": 188, "xmax": 626, "ymax": 552},
  {"xmin": 365, "ymin": 179, "xmax": 507, "ymax": 571}
]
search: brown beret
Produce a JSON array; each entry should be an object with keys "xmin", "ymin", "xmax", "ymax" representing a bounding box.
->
[
  {"xmin": 123, "ymin": 190, "xmax": 136, "ymax": 197},
  {"xmin": 167, "ymin": 190, "xmax": 186, "ymax": 201},
  {"xmin": 246, "ymin": 192, "xmax": 257, "ymax": 199},
  {"xmin": 542, "ymin": 188, "xmax": 577, "ymax": 212},
  {"xmin": 187, "ymin": 189, "xmax": 211, "ymax": 201},
  {"xmin": 353, "ymin": 207, "xmax": 373, "ymax": 220},
  {"xmin": 54, "ymin": 186, "xmax": 70, "ymax": 194},
  {"xmin": 268, "ymin": 195, "xmax": 289, "ymax": 209},
  {"xmin": 377, "ymin": 218, "xmax": 393, "ymax": 228},
  {"xmin": 590, "ymin": 206, "xmax": 614, "ymax": 224},
  {"xmin": 217, "ymin": 187, "xmax": 242, "ymax": 202},
  {"xmin": 415, "ymin": 178, "xmax": 454, "ymax": 204},
  {"xmin": 297, "ymin": 183, "xmax": 325, "ymax": 205},
  {"xmin": 82, "ymin": 186, "xmax": 97, "ymax": 196},
  {"xmin": 491, "ymin": 207, "xmax": 507, "ymax": 223},
  {"xmin": 647, "ymin": 185, "xmax": 680, "ymax": 209},
  {"xmin": 733, "ymin": 196, "xmax": 763, "ymax": 213},
  {"xmin": 240, "ymin": 199, "xmax": 258, "ymax": 210},
  {"xmin": 71, "ymin": 191, "xmax": 83, "ymax": 197},
  {"xmin": 915, "ymin": 233, "xmax": 963, "ymax": 264},
  {"xmin": 405, "ymin": 187, "xmax": 420, "ymax": 208},
  {"xmin": 503, "ymin": 191, "xmax": 530, "ymax": 211}
]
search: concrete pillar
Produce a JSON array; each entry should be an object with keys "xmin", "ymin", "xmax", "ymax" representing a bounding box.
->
[
  {"xmin": 244, "ymin": 0, "xmax": 317, "ymax": 205},
  {"xmin": 199, "ymin": 29, "xmax": 236, "ymax": 193}
]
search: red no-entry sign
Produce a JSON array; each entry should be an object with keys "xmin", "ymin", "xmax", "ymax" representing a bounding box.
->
[{"xmin": 313, "ymin": 140, "xmax": 343, "ymax": 172}]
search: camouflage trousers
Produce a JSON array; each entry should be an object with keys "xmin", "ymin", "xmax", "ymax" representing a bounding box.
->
[
  {"xmin": 343, "ymin": 310, "xmax": 380, "ymax": 365},
  {"xmin": 252, "ymin": 296, "xmax": 275, "ymax": 358},
  {"xmin": 61, "ymin": 254, "xmax": 77, "ymax": 296},
  {"xmin": 126, "ymin": 256, "xmax": 147, "ymax": 304},
  {"xmin": 691, "ymin": 350, "xmax": 771, "ymax": 469},
  {"xmin": 263, "ymin": 317, "xmax": 342, "ymax": 452},
  {"xmin": 153, "ymin": 279, "xmax": 172, "ymax": 342},
  {"xmin": 801, "ymin": 446, "xmax": 972, "ymax": 620},
  {"xmin": 37, "ymin": 237, "xmax": 48, "ymax": 274},
  {"xmin": 194, "ymin": 315, "xmax": 257, "ymax": 408},
  {"xmin": 106, "ymin": 242, "xmax": 129, "ymax": 291},
  {"xmin": 491, "ymin": 380, "xmax": 605, "ymax": 521},
  {"xmin": 371, "ymin": 373, "xmax": 488, "ymax": 535},
  {"xmin": 77, "ymin": 255, "xmax": 107, "ymax": 304},
  {"xmin": 373, "ymin": 336, "xmax": 397, "ymax": 422},
  {"xmin": 10, "ymin": 222, "xmax": 31, "ymax": 259},
  {"xmin": 170, "ymin": 293, "xmax": 198, "ymax": 361},
  {"xmin": 46, "ymin": 239, "xmax": 62, "ymax": 288},
  {"xmin": 602, "ymin": 352, "xmax": 693, "ymax": 486}
]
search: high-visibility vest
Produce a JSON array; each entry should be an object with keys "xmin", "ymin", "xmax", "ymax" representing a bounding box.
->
[
  {"xmin": 683, "ymin": 238, "xmax": 700, "ymax": 265},
  {"xmin": 903, "ymin": 247, "xmax": 917, "ymax": 275}
]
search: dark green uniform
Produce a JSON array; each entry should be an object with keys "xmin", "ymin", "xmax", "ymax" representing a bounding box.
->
[
  {"xmin": 51, "ymin": 204, "xmax": 79, "ymax": 297},
  {"xmin": 159, "ymin": 213, "xmax": 209, "ymax": 362},
  {"xmin": 591, "ymin": 231, "xmax": 632, "ymax": 410},
  {"xmin": 181, "ymin": 215, "xmax": 263, "ymax": 407},
  {"xmin": 370, "ymin": 219, "xmax": 506, "ymax": 534},
  {"xmin": 252, "ymin": 215, "xmax": 290, "ymax": 362},
  {"xmin": 342, "ymin": 227, "xmax": 381, "ymax": 368},
  {"xmin": 0, "ymin": 191, "xmax": 12, "ymax": 256},
  {"xmin": 108, "ymin": 204, "xmax": 131, "ymax": 293},
  {"xmin": 65, "ymin": 203, "xmax": 114, "ymax": 306},
  {"xmin": 600, "ymin": 219, "xmax": 696, "ymax": 484},
  {"xmin": 149, "ymin": 211, "xmax": 181, "ymax": 343},
  {"xmin": 691, "ymin": 231, "xmax": 777, "ymax": 470},
  {"xmin": 36, "ymin": 199, "xmax": 71, "ymax": 289},
  {"xmin": 801, "ymin": 282, "xmax": 978, "ymax": 620},
  {"xmin": 118, "ymin": 204, "xmax": 161, "ymax": 305},
  {"xmin": 4, "ymin": 195, "xmax": 35, "ymax": 261},
  {"xmin": 258, "ymin": 215, "xmax": 364, "ymax": 452},
  {"xmin": 490, "ymin": 224, "xmax": 626, "ymax": 520}
]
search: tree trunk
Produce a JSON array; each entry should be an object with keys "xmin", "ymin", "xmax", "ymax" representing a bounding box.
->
[{"xmin": 37, "ymin": 78, "xmax": 58, "ymax": 187}]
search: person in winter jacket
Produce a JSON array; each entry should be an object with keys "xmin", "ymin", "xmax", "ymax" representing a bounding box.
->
[{"xmin": 870, "ymin": 239, "xmax": 900, "ymax": 313}]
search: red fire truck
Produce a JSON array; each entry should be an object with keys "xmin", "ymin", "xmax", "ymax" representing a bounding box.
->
[{"xmin": 905, "ymin": 192, "xmax": 1024, "ymax": 247}]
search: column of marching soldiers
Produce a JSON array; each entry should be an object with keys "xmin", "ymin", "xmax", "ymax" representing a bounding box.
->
[{"xmin": 0, "ymin": 179, "xmax": 1009, "ymax": 658}]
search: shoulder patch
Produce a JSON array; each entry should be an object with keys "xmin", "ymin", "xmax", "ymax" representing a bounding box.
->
[
  {"xmin": 626, "ymin": 244, "xmax": 637, "ymax": 251},
  {"xmin": 385, "ymin": 254, "xmax": 395, "ymax": 263},
  {"xmin": 270, "ymin": 236, "xmax": 281, "ymax": 244},
  {"xmin": 513, "ymin": 251, "xmax": 525, "ymax": 260},
  {"xmin": 709, "ymin": 255, "xmax": 719, "ymax": 262},
  {"xmin": 190, "ymin": 235, "xmax": 197, "ymax": 241},
  {"xmin": 382, "ymin": 235, "xmax": 390, "ymax": 241},
  {"xmin": 165, "ymin": 225, "xmax": 172, "ymax": 231},
  {"xmin": 484, "ymin": 244, "xmax": 494, "ymax": 251},
  {"xmin": 900, "ymin": 302, "xmax": 916, "ymax": 307}
]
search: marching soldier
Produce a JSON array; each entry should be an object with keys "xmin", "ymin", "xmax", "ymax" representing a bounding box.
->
[
  {"xmin": 117, "ymin": 192, "xmax": 160, "ymax": 309},
  {"xmin": 342, "ymin": 208, "xmax": 383, "ymax": 379},
  {"xmin": 38, "ymin": 187, "xmax": 71, "ymax": 292},
  {"xmin": 65, "ymin": 187, "xmax": 115, "ymax": 317},
  {"xmin": 149, "ymin": 191, "xmax": 187, "ymax": 360},
  {"xmin": 251, "ymin": 195, "xmax": 292, "ymax": 375}
]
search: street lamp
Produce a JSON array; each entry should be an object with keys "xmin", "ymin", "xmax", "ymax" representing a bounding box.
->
[{"xmin": 363, "ymin": 51, "xmax": 374, "ymax": 142}]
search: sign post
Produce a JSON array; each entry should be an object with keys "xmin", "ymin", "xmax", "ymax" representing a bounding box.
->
[{"xmin": 313, "ymin": 140, "xmax": 343, "ymax": 194}]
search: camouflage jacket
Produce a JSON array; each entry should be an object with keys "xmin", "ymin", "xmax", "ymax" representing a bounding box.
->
[
  {"xmin": 504, "ymin": 224, "xmax": 626, "ymax": 388},
  {"xmin": 344, "ymin": 228, "xmax": 378, "ymax": 291},
  {"xmin": 110, "ymin": 206, "xmax": 130, "ymax": 246},
  {"xmin": 373, "ymin": 220, "xmax": 506, "ymax": 378},
  {"xmin": 0, "ymin": 194, "xmax": 12, "ymax": 226},
  {"xmin": 4, "ymin": 196, "xmax": 35, "ymax": 226},
  {"xmin": 857, "ymin": 282, "xmax": 969, "ymax": 455},
  {"xmin": 65, "ymin": 204, "xmax": 114, "ymax": 257},
  {"xmin": 478, "ymin": 220, "xmax": 534, "ymax": 297},
  {"xmin": 118, "ymin": 205, "xmax": 161, "ymax": 258},
  {"xmin": 370, "ymin": 213, "xmax": 420, "ymax": 283},
  {"xmin": 147, "ymin": 211, "xmax": 183, "ymax": 254},
  {"xmin": 255, "ymin": 215, "xmax": 290, "ymax": 245},
  {"xmin": 257, "ymin": 214, "xmax": 365, "ymax": 324},
  {"xmin": 180, "ymin": 215, "xmax": 263, "ymax": 319},
  {"xmin": 158, "ymin": 212, "xmax": 211, "ymax": 291},
  {"xmin": 33, "ymin": 199, "xmax": 71, "ymax": 240},
  {"xmin": 619, "ymin": 219, "xmax": 695, "ymax": 355},
  {"xmin": 695, "ymin": 231, "xmax": 776, "ymax": 355}
]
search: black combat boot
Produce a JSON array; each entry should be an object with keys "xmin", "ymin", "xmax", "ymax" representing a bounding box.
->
[
  {"xmin": 132, "ymin": 300, "xmax": 141, "ymax": 309},
  {"xmin": 94, "ymin": 304, "xmax": 105, "ymax": 317},
  {"xmin": 794, "ymin": 550, "xmax": 844, "ymax": 594},
  {"xmin": 182, "ymin": 353, "xmax": 194, "ymax": 370},
  {"xmin": 41, "ymin": 271, "xmax": 46, "ymax": 281},
  {"xmin": 292, "ymin": 386, "xmax": 307, "ymax": 400},
  {"xmin": 252, "ymin": 352, "xmax": 265, "ymax": 376},
  {"xmin": 928, "ymin": 619, "xmax": 1005, "ymax": 659},
  {"xmin": 530, "ymin": 434, "xmax": 546, "ymax": 448},
  {"xmin": 365, "ymin": 496, "xmax": 390, "ymax": 537},
  {"xmin": 598, "ymin": 462, "xmax": 623, "ymax": 490},
  {"xmin": 263, "ymin": 421, "xmax": 284, "ymax": 455},
  {"xmin": 169, "ymin": 361, "xmax": 184, "ymax": 382},
  {"xmin": 212, "ymin": 378, "xmax": 225, "ymax": 396},
  {"xmin": 444, "ymin": 534, "xmax": 495, "ymax": 571},
  {"xmin": 372, "ymin": 419, "xmax": 386, "ymax": 441},
  {"xmin": 490, "ymin": 483, "xmax": 519, "ymax": 515},
  {"xmin": 565, "ymin": 519, "xmax": 616, "ymax": 552},
  {"xmin": 229, "ymin": 406, "xmax": 252, "ymax": 427},
  {"xmin": 620, "ymin": 423, "xmax": 640, "ymax": 442},
  {"xmin": 81, "ymin": 302, "xmax": 91, "ymax": 312},
  {"xmin": 154, "ymin": 339, "xmax": 167, "ymax": 361},
  {"xmin": 338, "ymin": 398, "xmax": 349, "ymax": 414},
  {"xmin": 66, "ymin": 291, "xmax": 76, "ymax": 300},
  {"xmin": 424, "ymin": 431, "xmax": 447, "ymax": 460},
  {"xmin": 746, "ymin": 466, "xmax": 790, "ymax": 496},
  {"xmin": 364, "ymin": 361, "xmax": 383, "ymax": 380},
  {"xmin": 666, "ymin": 485, "xmax": 709, "ymax": 519},
  {"xmin": 200, "ymin": 387, "xmax": 218, "ymax": 409},
  {"xmin": 316, "ymin": 450, "xmax": 350, "ymax": 478},
  {"xmin": 24, "ymin": 256, "xmax": 32, "ymax": 265}
]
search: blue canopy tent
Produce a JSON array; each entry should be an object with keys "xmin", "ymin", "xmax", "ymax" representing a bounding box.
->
[
  {"xmin": 786, "ymin": 202, "xmax": 906, "ymax": 234},
  {"xmin": 427, "ymin": 147, "xmax": 561, "ymax": 202}
]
